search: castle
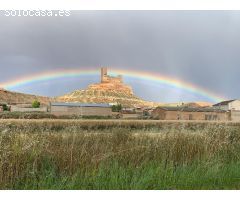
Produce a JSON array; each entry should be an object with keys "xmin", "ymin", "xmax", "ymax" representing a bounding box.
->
[
  {"xmin": 101, "ymin": 67, "xmax": 123, "ymax": 84},
  {"xmin": 87, "ymin": 67, "xmax": 134, "ymax": 95}
]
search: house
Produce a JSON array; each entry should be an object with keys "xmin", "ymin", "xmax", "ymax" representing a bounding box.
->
[
  {"xmin": 49, "ymin": 102, "xmax": 112, "ymax": 116},
  {"xmin": 213, "ymin": 100, "xmax": 240, "ymax": 111},
  {"xmin": 151, "ymin": 106, "xmax": 228, "ymax": 121}
]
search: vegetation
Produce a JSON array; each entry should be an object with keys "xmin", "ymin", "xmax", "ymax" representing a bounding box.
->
[
  {"xmin": 32, "ymin": 100, "xmax": 41, "ymax": 108},
  {"xmin": 112, "ymin": 104, "xmax": 122, "ymax": 112},
  {"xmin": 0, "ymin": 112, "xmax": 57, "ymax": 119},
  {"xmin": 0, "ymin": 112, "xmax": 112, "ymax": 119},
  {"xmin": 1, "ymin": 104, "xmax": 9, "ymax": 111},
  {"xmin": 0, "ymin": 120, "xmax": 240, "ymax": 189}
]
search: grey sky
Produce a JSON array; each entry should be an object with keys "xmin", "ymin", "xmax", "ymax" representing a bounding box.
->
[{"xmin": 0, "ymin": 11, "xmax": 239, "ymax": 102}]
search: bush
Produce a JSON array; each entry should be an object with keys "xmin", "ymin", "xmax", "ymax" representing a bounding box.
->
[
  {"xmin": 2, "ymin": 104, "xmax": 9, "ymax": 111},
  {"xmin": 112, "ymin": 104, "xmax": 122, "ymax": 112},
  {"xmin": 32, "ymin": 100, "xmax": 40, "ymax": 108}
]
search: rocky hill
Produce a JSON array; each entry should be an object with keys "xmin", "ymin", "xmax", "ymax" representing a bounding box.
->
[
  {"xmin": 57, "ymin": 68, "xmax": 212, "ymax": 108},
  {"xmin": 57, "ymin": 83, "xmax": 158, "ymax": 107},
  {"xmin": 57, "ymin": 68, "xmax": 158, "ymax": 107},
  {"xmin": 0, "ymin": 88, "xmax": 50, "ymax": 105}
]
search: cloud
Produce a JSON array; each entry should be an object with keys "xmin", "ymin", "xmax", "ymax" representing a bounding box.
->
[{"xmin": 0, "ymin": 11, "xmax": 240, "ymax": 101}]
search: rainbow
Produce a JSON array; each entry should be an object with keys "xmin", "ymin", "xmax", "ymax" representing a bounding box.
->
[{"xmin": 0, "ymin": 68, "xmax": 225, "ymax": 102}]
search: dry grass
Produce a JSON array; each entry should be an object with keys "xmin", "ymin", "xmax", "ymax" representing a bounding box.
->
[{"xmin": 0, "ymin": 119, "xmax": 240, "ymax": 189}]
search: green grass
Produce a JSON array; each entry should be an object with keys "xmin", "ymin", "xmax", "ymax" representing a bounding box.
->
[
  {"xmin": 10, "ymin": 161, "xmax": 240, "ymax": 190},
  {"xmin": 0, "ymin": 119, "xmax": 240, "ymax": 189}
]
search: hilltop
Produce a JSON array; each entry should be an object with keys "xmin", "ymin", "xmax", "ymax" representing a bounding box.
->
[{"xmin": 57, "ymin": 68, "xmax": 158, "ymax": 107}]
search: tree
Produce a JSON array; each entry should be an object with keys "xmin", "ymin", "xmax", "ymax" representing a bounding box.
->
[
  {"xmin": 32, "ymin": 100, "xmax": 40, "ymax": 108},
  {"xmin": 112, "ymin": 104, "xmax": 122, "ymax": 112},
  {"xmin": 1, "ymin": 104, "xmax": 9, "ymax": 111}
]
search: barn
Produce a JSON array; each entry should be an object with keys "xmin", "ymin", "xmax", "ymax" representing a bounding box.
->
[
  {"xmin": 151, "ymin": 106, "xmax": 228, "ymax": 121},
  {"xmin": 49, "ymin": 102, "xmax": 112, "ymax": 117}
]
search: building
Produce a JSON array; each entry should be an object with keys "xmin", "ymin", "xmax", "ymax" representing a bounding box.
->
[
  {"xmin": 213, "ymin": 100, "xmax": 240, "ymax": 111},
  {"xmin": 120, "ymin": 108, "xmax": 142, "ymax": 119},
  {"xmin": 49, "ymin": 102, "xmax": 112, "ymax": 116},
  {"xmin": 101, "ymin": 67, "xmax": 123, "ymax": 84},
  {"xmin": 151, "ymin": 106, "xmax": 228, "ymax": 121},
  {"xmin": 88, "ymin": 67, "xmax": 134, "ymax": 96},
  {"xmin": 0, "ymin": 106, "xmax": 3, "ymax": 112}
]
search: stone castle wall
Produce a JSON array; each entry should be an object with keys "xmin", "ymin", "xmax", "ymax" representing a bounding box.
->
[
  {"xmin": 101, "ymin": 67, "xmax": 123, "ymax": 84},
  {"xmin": 86, "ymin": 67, "xmax": 134, "ymax": 95}
]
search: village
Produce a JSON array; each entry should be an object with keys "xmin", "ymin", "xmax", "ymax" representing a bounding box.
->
[{"xmin": 0, "ymin": 68, "xmax": 240, "ymax": 121}]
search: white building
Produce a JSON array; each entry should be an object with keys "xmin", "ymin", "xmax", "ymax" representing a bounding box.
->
[{"xmin": 213, "ymin": 100, "xmax": 240, "ymax": 111}]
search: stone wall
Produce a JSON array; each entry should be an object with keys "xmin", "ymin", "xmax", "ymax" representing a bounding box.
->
[
  {"xmin": 101, "ymin": 67, "xmax": 123, "ymax": 84},
  {"xmin": 10, "ymin": 106, "xmax": 48, "ymax": 112}
]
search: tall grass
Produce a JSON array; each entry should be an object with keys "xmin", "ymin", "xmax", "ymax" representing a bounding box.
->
[{"xmin": 0, "ymin": 120, "xmax": 240, "ymax": 189}]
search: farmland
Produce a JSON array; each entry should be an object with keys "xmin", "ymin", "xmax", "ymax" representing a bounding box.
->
[{"xmin": 0, "ymin": 119, "xmax": 240, "ymax": 189}]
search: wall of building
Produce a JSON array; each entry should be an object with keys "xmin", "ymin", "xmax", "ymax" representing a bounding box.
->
[
  {"xmin": 152, "ymin": 108, "xmax": 228, "ymax": 121},
  {"xmin": 230, "ymin": 110, "xmax": 240, "ymax": 121},
  {"xmin": 50, "ymin": 106, "xmax": 112, "ymax": 116},
  {"xmin": 122, "ymin": 113, "xmax": 142, "ymax": 119},
  {"xmin": 213, "ymin": 105, "xmax": 229, "ymax": 111},
  {"xmin": 229, "ymin": 100, "xmax": 240, "ymax": 111}
]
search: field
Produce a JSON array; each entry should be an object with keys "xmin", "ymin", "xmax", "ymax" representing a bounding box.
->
[{"xmin": 0, "ymin": 119, "xmax": 240, "ymax": 189}]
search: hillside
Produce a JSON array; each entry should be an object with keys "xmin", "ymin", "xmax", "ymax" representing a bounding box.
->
[
  {"xmin": 57, "ymin": 68, "xmax": 159, "ymax": 107},
  {"xmin": 0, "ymin": 88, "xmax": 50, "ymax": 105},
  {"xmin": 57, "ymin": 84, "xmax": 158, "ymax": 107}
]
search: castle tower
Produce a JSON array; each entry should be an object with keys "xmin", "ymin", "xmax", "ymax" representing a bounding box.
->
[{"xmin": 101, "ymin": 67, "xmax": 108, "ymax": 83}]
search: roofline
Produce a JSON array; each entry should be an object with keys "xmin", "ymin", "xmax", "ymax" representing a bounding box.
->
[
  {"xmin": 50, "ymin": 102, "xmax": 111, "ymax": 108},
  {"xmin": 213, "ymin": 99, "xmax": 237, "ymax": 106}
]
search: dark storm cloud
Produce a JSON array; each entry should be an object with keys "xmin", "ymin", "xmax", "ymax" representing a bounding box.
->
[{"xmin": 0, "ymin": 11, "xmax": 240, "ymax": 100}]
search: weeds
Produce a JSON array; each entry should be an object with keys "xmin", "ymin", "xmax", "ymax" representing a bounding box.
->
[{"xmin": 0, "ymin": 120, "xmax": 240, "ymax": 189}]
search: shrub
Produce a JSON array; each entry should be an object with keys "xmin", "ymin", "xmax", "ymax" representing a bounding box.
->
[
  {"xmin": 112, "ymin": 104, "xmax": 122, "ymax": 112},
  {"xmin": 32, "ymin": 100, "xmax": 40, "ymax": 108}
]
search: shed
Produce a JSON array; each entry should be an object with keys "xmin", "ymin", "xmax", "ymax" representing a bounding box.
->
[{"xmin": 50, "ymin": 102, "xmax": 112, "ymax": 116}]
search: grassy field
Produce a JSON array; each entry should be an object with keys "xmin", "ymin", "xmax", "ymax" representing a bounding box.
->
[{"xmin": 0, "ymin": 119, "xmax": 240, "ymax": 189}]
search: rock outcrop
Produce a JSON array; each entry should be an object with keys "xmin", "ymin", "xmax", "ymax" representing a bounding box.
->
[{"xmin": 57, "ymin": 68, "xmax": 157, "ymax": 107}]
